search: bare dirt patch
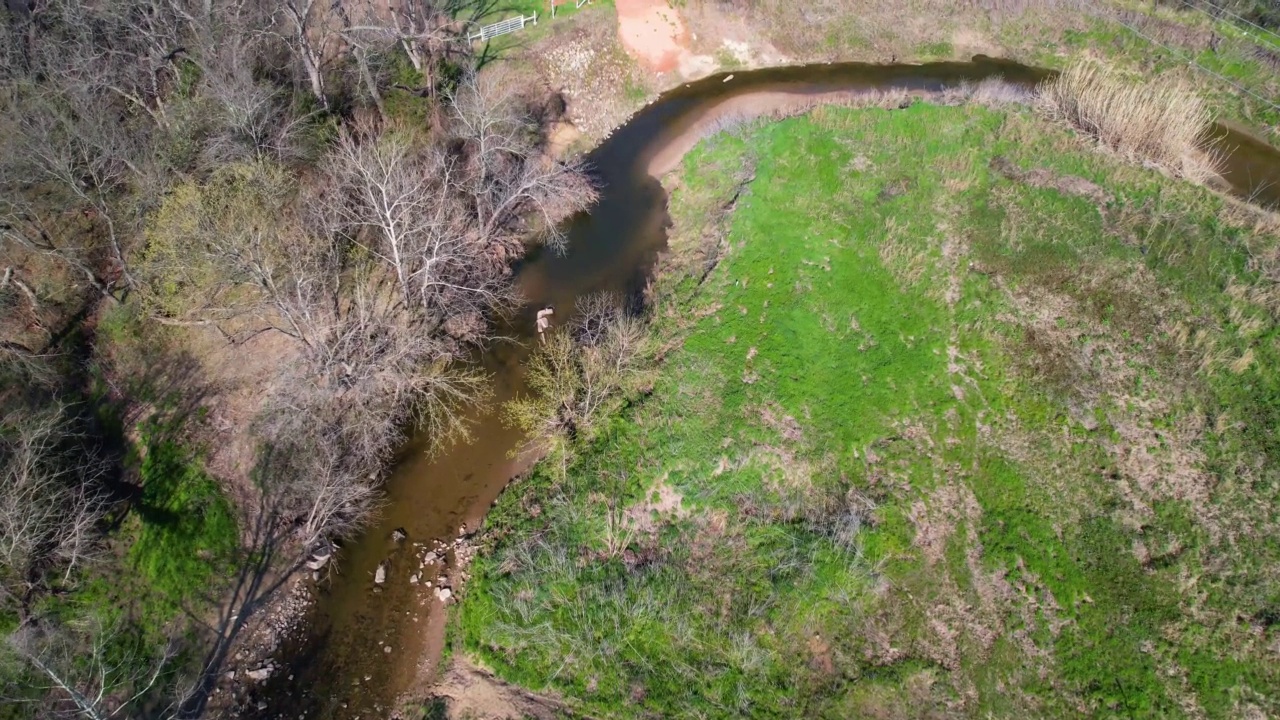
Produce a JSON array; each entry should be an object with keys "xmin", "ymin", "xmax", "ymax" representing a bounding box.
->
[
  {"xmin": 431, "ymin": 657, "xmax": 571, "ymax": 720},
  {"xmin": 989, "ymin": 155, "xmax": 1113, "ymax": 207},
  {"xmin": 616, "ymin": 0, "xmax": 690, "ymax": 73},
  {"xmin": 517, "ymin": 8, "xmax": 656, "ymax": 141},
  {"xmin": 624, "ymin": 473, "xmax": 688, "ymax": 534}
]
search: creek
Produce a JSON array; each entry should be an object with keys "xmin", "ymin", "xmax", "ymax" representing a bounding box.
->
[{"xmin": 249, "ymin": 57, "xmax": 1280, "ymax": 719}]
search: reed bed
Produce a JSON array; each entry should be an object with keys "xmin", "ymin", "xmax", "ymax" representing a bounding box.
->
[{"xmin": 1037, "ymin": 61, "xmax": 1221, "ymax": 182}]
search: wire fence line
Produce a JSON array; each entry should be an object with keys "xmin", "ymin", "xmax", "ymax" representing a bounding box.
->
[
  {"xmin": 1181, "ymin": 0, "xmax": 1280, "ymax": 45},
  {"xmin": 1109, "ymin": 7, "xmax": 1280, "ymax": 111},
  {"xmin": 1178, "ymin": 0, "xmax": 1280, "ymax": 48}
]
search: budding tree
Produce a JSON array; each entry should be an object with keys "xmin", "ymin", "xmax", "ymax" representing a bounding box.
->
[
  {"xmin": 506, "ymin": 293, "xmax": 654, "ymax": 446},
  {"xmin": 135, "ymin": 160, "xmax": 300, "ymax": 332}
]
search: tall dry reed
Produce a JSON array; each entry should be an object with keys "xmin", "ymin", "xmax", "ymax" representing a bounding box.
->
[{"xmin": 1037, "ymin": 61, "xmax": 1220, "ymax": 182}]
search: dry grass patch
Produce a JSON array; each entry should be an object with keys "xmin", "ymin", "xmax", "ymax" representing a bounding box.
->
[
  {"xmin": 687, "ymin": 0, "xmax": 1094, "ymax": 63},
  {"xmin": 623, "ymin": 473, "xmax": 688, "ymax": 535},
  {"xmin": 1037, "ymin": 61, "xmax": 1221, "ymax": 182}
]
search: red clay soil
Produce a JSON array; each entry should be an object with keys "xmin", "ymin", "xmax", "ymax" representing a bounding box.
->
[{"xmin": 615, "ymin": 0, "xmax": 690, "ymax": 73}]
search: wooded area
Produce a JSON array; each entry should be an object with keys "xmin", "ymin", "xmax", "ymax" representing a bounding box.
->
[{"xmin": 0, "ymin": 0, "xmax": 592, "ymax": 715}]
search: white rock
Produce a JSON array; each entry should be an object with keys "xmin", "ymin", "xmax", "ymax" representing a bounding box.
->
[
  {"xmin": 374, "ymin": 563, "xmax": 387, "ymax": 585},
  {"xmin": 434, "ymin": 587, "xmax": 452, "ymax": 603},
  {"xmin": 246, "ymin": 667, "xmax": 273, "ymax": 682}
]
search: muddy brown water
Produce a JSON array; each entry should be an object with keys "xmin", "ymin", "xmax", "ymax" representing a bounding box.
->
[{"xmin": 247, "ymin": 57, "xmax": 1280, "ymax": 720}]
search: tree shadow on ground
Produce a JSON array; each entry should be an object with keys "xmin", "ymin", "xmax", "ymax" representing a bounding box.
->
[{"xmin": 175, "ymin": 497, "xmax": 304, "ymax": 719}]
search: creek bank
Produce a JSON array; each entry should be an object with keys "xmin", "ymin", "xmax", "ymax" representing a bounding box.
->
[
  {"xmin": 253, "ymin": 58, "xmax": 1280, "ymax": 720},
  {"xmin": 455, "ymin": 101, "xmax": 1280, "ymax": 718}
]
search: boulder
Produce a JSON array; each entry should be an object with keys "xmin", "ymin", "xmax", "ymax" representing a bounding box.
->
[
  {"xmin": 434, "ymin": 587, "xmax": 453, "ymax": 603},
  {"xmin": 246, "ymin": 666, "xmax": 273, "ymax": 682},
  {"xmin": 305, "ymin": 541, "xmax": 333, "ymax": 571},
  {"xmin": 391, "ymin": 528, "xmax": 407, "ymax": 543},
  {"xmin": 374, "ymin": 562, "xmax": 387, "ymax": 585}
]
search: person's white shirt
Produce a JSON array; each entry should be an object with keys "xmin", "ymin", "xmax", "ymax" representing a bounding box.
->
[{"xmin": 535, "ymin": 307, "xmax": 554, "ymax": 335}]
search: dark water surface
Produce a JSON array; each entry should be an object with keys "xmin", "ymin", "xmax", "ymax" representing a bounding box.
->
[{"xmin": 249, "ymin": 57, "xmax": 1280, "ymax": 719}]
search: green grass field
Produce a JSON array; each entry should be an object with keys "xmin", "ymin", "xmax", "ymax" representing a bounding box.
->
[{"xmin": 458, "ymin": 103, "xmax": 1280, "ymax": 717}]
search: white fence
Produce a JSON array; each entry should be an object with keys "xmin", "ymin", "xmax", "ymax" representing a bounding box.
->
[
  {"xmin": 554, "ymin": 0, "xmax": 590, "ymax": 16},
  {"xmin": 466, "ymin": 12, "xmax": 537, "ymax": 43},
  {"xmin": 468, "ymin": 0, "xmax": 592, "ymax": 39}
]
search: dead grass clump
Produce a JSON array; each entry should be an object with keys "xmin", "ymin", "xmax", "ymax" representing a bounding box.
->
[
  {"xmin": 1111, "ymin": 10, "xmax": 1219, "ymax": 52},
  {"xmin": 941, "ymin": 78, "xmax": 1034, "ymax": 108},
  {"xmin": 1251, "ymin": 43, "xmax": 1280, "ymax": 72},
  {"xmin": 989, "ymin": 156, "xmax": 1113, "ymax": 206},
  {"xmin": 1037, "ymin": 61, "xmax": 1220, "ymax": 183},
  {"xmin": 973, "ymin": 0, "xmax": 1092, "ymax": 12}
]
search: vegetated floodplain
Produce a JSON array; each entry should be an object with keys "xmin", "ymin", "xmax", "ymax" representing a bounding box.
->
[{"xmin": 460, "ymin": 103, "xmax": 1280, "ymax": 717}]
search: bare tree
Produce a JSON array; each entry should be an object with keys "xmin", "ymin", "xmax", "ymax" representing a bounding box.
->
[
  {"xmin": 273, "ymin": 0, "xmax": 332, "ymax": 109},
  {"xmin": 0, "ymin": 0, "xmax": 288, "ymax": 318},
  {"xmin": 0, "ymin": 403, "xmax": 108, "ymax": 611},
  {"xmin": 0, "ymin": 196, "xmax": 113, "ymax": 301},
  {"xmin": 340, "ymin": 0, "xmax": 498, "ymax": 101},
  {"xmin": 253, "ymin": 405, "xmax": 383, "ymax": 552},
  {"xmin": 4, "ymin": 616, "xmax": 178, "ymax": 720},
  {"xmin": 448, "ymin": 71, "xmax": 597, "ymax": 252},
  {"xmin": 4, "ymin": 89, "xmax": 149, "ymax": 295},
  {"xmin": 252, "ymin": 354, "xmax": 485, "ymax": 557},
  {"xmin": 199, "ymin": 25, "xmax": 317, "ymax": 165},
  {"xmin": 323, "ymin": 123, "xmax": 520, "ymax": 335},
  {"xmin": 0, "ymin": 268, "xmax": 53, "ymax": 379}
]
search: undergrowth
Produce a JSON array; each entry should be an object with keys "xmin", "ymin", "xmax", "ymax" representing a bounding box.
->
[{"xmin": 128, "ymin": 429, "xmax": 238, "ymax": 622}]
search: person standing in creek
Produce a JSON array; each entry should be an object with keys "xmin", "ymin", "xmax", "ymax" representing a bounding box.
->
[{"xmin": 535, "ymin": 306, "xmax": 555, "ymax": 341}]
